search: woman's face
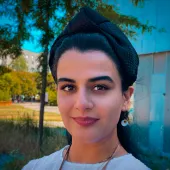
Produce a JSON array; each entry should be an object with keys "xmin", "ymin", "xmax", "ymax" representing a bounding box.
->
[{"xmin": 57, "ymin": 49, "xmax": 133, "ymax": 143}]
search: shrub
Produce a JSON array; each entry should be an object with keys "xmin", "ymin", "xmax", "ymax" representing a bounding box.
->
[
  {"xmin": 47, "ymin": 89, "xmax": 57, "ymax": 106},
  {"xmin": 0, "ymin": 90, "xmax": 11, "ymax": 101},
  {"xmin": 0, "ymin": 66, "xmax": 12, "ymax": 76}
]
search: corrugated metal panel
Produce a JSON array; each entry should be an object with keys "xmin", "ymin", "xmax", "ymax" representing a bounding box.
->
[
  {"xmin": 149, "ymin": 74, "xmax": 165, "ymax": 151},
  {"xmin": 153, "ymin": 53, "xmax": 166, "ymax": 74},
  {"xmin": 164, "ymin": 52, "xmax": 170, "ymax": 153},
  {"xmin": 133, "ymin": 54, "xmax": 153, "ymax": 147},
  {"xmin": 135, "ymin": 52, "xmax": 170, "ymax": 155}
]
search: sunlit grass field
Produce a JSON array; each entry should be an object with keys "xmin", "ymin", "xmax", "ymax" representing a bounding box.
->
[
  {"xmin": 0, "ymin": 104, "xmax": 66, "ymax": 169},
  {"xmin": 0, "ymin": 104, "xmax": 62, "ymax": 122}
]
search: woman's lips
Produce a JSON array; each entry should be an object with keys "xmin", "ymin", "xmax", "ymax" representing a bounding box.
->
[{"xmin": 72, "ymin": 117, "xmax": 99, "ymax": 126}]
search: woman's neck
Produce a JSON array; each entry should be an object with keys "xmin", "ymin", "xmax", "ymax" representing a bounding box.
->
[{"xmin": 68, "ymin": 129, "xmax": 127, "ymax": 164}]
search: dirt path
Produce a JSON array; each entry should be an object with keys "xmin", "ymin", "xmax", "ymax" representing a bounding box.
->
[
  {"xmin": 18, "ymin": 102, "xmax": 60, "ymax": 114},
  {"xmin": 18, "ymin": 102, "xmax": 65, "ymax": 127}
]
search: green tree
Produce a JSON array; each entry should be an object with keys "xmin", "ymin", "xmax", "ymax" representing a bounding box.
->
[
  {"xmin": 0, "ymin": 69, "xmax": 12, "ymax": 101},
  {"xmin": 0, "ymin": 0, "xmax": 30, "ymax": 60},
  {"xmin": 46, "ymin": 87, "xmax": 57, "ymax": 106},
  {"xmin": 35, "ymin": 72, "xmax": 57, "ymax": 106},
  {"xmin": 0, "ymin": 0, "xmax": 159, "ymax": 147},
  {"xmin": 46, "ymin": 73, "xmax": 57, "ymax": 106},
  {"xmin": 0, "ymin": 90, "xmax": 11, "ymax": 101},
  {"xmin": 0, "ymin": 65, "xmax": 12, "ymax": 76},
  {"xmin": 14, "ymin": 71, "xmax": 38, "ymax": 97},
  {"xmin": 9, "ymin": 55, "xmax": 28, "ymax": 72},
  {"xmin": 0, "ymin": 71, "xmax": 38, "ymax": 99}
]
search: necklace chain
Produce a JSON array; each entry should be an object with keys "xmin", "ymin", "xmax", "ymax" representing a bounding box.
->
[{"xmin": 59, "ymin": 144, "xmax": 120, "ymax": 170}]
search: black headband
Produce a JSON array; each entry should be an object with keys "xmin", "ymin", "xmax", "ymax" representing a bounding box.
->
[{"xmin": 49, "ymin": 6, "xmax": 139, "ymax": 87}]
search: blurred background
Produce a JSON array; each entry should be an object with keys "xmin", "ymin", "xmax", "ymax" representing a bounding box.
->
[{"xmin": 0, "ymin": 0, "xmax": 170, "ymax": 169}]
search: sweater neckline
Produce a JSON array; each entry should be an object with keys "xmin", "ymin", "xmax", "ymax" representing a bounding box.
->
[{"xmin": 59, "ymin": 145, "xmax": 131, "ymax": 166}]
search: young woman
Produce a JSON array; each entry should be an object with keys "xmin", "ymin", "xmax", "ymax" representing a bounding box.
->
[{"xmin": 23, "ymin": 7, "xmax": 151, "ymax": 170}]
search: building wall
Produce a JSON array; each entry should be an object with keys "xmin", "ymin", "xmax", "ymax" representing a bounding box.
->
[
  {"xmin": 133, "ymin": 54, "xmax": 153, "ymax": 147},
  {"xmin": 149, "ymin": 52, "xmax": 166, "ymax": 151},
  {"xmin": 164, "ymin": 51, "xmax": 170, "ymax": 153},
  {"xmin": 134, "ymin": 51, "xmax": 170, "ymax": 154},
  {"xmin": 0, "ymin": 50, "xmax": 40, "ymax": 72},
  {"xmin": 22, "ymin": 50, "xmax": 40, "ymax": 72}
]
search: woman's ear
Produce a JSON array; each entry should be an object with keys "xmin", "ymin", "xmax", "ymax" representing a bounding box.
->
[{"xmin": 122, "ymin": 86, "xmax": 134, "ymax": 111}]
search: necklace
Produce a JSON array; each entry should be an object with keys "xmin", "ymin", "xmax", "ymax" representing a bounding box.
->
[{"xmin": 59, "ymin": 144, "xmax": 120, "ymax": 170}]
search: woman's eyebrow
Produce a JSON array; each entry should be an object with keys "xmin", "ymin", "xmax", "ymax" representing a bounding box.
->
[
  {"xmin": 88, "ymin": 76, "xmax": 114, "ymax": 83},
  {"xmin": 57, "ymin": 78, "xmax": 75, "ymax": 84},
  {"xmin": 57, "ymin": 76, "xmax": 114, "ymax": 84}
]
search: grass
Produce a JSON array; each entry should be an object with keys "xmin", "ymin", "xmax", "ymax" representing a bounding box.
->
[
  {"xmin": 0, "ymin": 104, "xmax": 62, "ymax": 122},
  {"xmin": 0, "ymin": 104, "xmax": 66, "ymax": 169},
  {"xmin": 0, "ymin": 115, "xmax": 67, "ymax": 170}
]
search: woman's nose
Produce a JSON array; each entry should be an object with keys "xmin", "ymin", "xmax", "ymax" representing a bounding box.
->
[{"xmin": 74, "ymin": 88, "xmax": 93, "ymax": 113}]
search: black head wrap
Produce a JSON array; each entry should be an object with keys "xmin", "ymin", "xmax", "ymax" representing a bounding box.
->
[{"xmin": 49, "ymin": 6, "xmax": 139, "ymax": 87}]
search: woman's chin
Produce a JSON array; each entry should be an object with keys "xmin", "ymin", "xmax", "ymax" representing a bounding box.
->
[{"xmin": 72, "ymin": 133, "xmax": 104, "ymax": 144}]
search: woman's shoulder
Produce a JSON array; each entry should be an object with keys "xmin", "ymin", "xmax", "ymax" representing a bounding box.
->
[
  {"xmin": 22, "ymin": 145, "xmax": 68, "ymax": 170},
  {"xmin": 109, "ymin": 153, "xmax": 151, "ymax": 170}
]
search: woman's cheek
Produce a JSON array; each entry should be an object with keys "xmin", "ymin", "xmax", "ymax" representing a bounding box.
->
[
  {"xmin": 58, "ymin": 95, "xmax": 74, "ymax": 115},
  {"xmin": 57, "ymin": 94, "xmax": 67, "ymax": 113},
  {"xmin": 98, "ymin": 95, "xmax": 122, "ymax": 119}
]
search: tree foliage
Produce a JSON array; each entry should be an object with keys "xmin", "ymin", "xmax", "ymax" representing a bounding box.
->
[
  {"xmin": 0, "ymin": 0, "xmax": 30, "ymax": 59},
  {"xmin": 0, "ymin": 66, "xmax": 57, "ymax": 105},
  {"xmin": 9, "ymin": 55, "xmax": 28, "ymax": 72},
  {"xmin": 46, "ymin": 73, "xmax": 57, "ymax": 106},
  {"xmin": 0, "ymin": 65, "xmax": 12, "ymax": 76},
  {"xmin": 0, "ymin": 70, "xmax": 37, "ymax": 99},
  {"xmin": 0, "ymin": 90, "xmax": 11, "ymax": 101},
  {"xmin": 35, "ymin": 72, "xmax": 57, "ymax": 105}
]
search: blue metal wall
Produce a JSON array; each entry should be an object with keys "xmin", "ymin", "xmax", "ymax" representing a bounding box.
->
[{"xmin": 132, "ymin": 51, "xmax": 170, "ymax": 169}]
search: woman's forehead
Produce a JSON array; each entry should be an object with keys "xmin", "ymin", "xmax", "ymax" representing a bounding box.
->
[
  {"xmin": 57, "ymin": 49, "xmax": 119, "ymax": 79},
  {"xmin": 57, "ymin": 49, "xmax": 121, "ymax": 85}
]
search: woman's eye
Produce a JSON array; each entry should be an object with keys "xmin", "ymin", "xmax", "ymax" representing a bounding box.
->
[
  {"xmin": 61, "ymin": 85, "xmax": 75, "ymax": 91},
  {"xmin": 93, "ymin": 85, "xmax": 109, "ymax": 91}
]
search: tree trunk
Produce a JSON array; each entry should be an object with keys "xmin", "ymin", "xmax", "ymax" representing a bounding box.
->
[
  {"xmin": 39, "ymin": 50, "xmax": 48, "ymax": 148},
  {"xmin": 38, "ymin": 0, "xmax": 50, "ymax": 149}
]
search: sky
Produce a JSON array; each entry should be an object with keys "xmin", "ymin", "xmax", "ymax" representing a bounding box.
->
[{"xmin": 1, "ymin": 0, "xmax": 170, "ymax": 54}]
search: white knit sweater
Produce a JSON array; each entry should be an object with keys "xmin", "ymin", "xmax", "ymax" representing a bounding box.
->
[{"xmin": 22, "ymin": 145, "xmax": 151, "ymax": 170}]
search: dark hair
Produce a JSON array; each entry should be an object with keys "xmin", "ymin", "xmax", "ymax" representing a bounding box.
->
[{"xmin": 52, "ymin": 33, "xmax": 136, "ymax": 157}]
